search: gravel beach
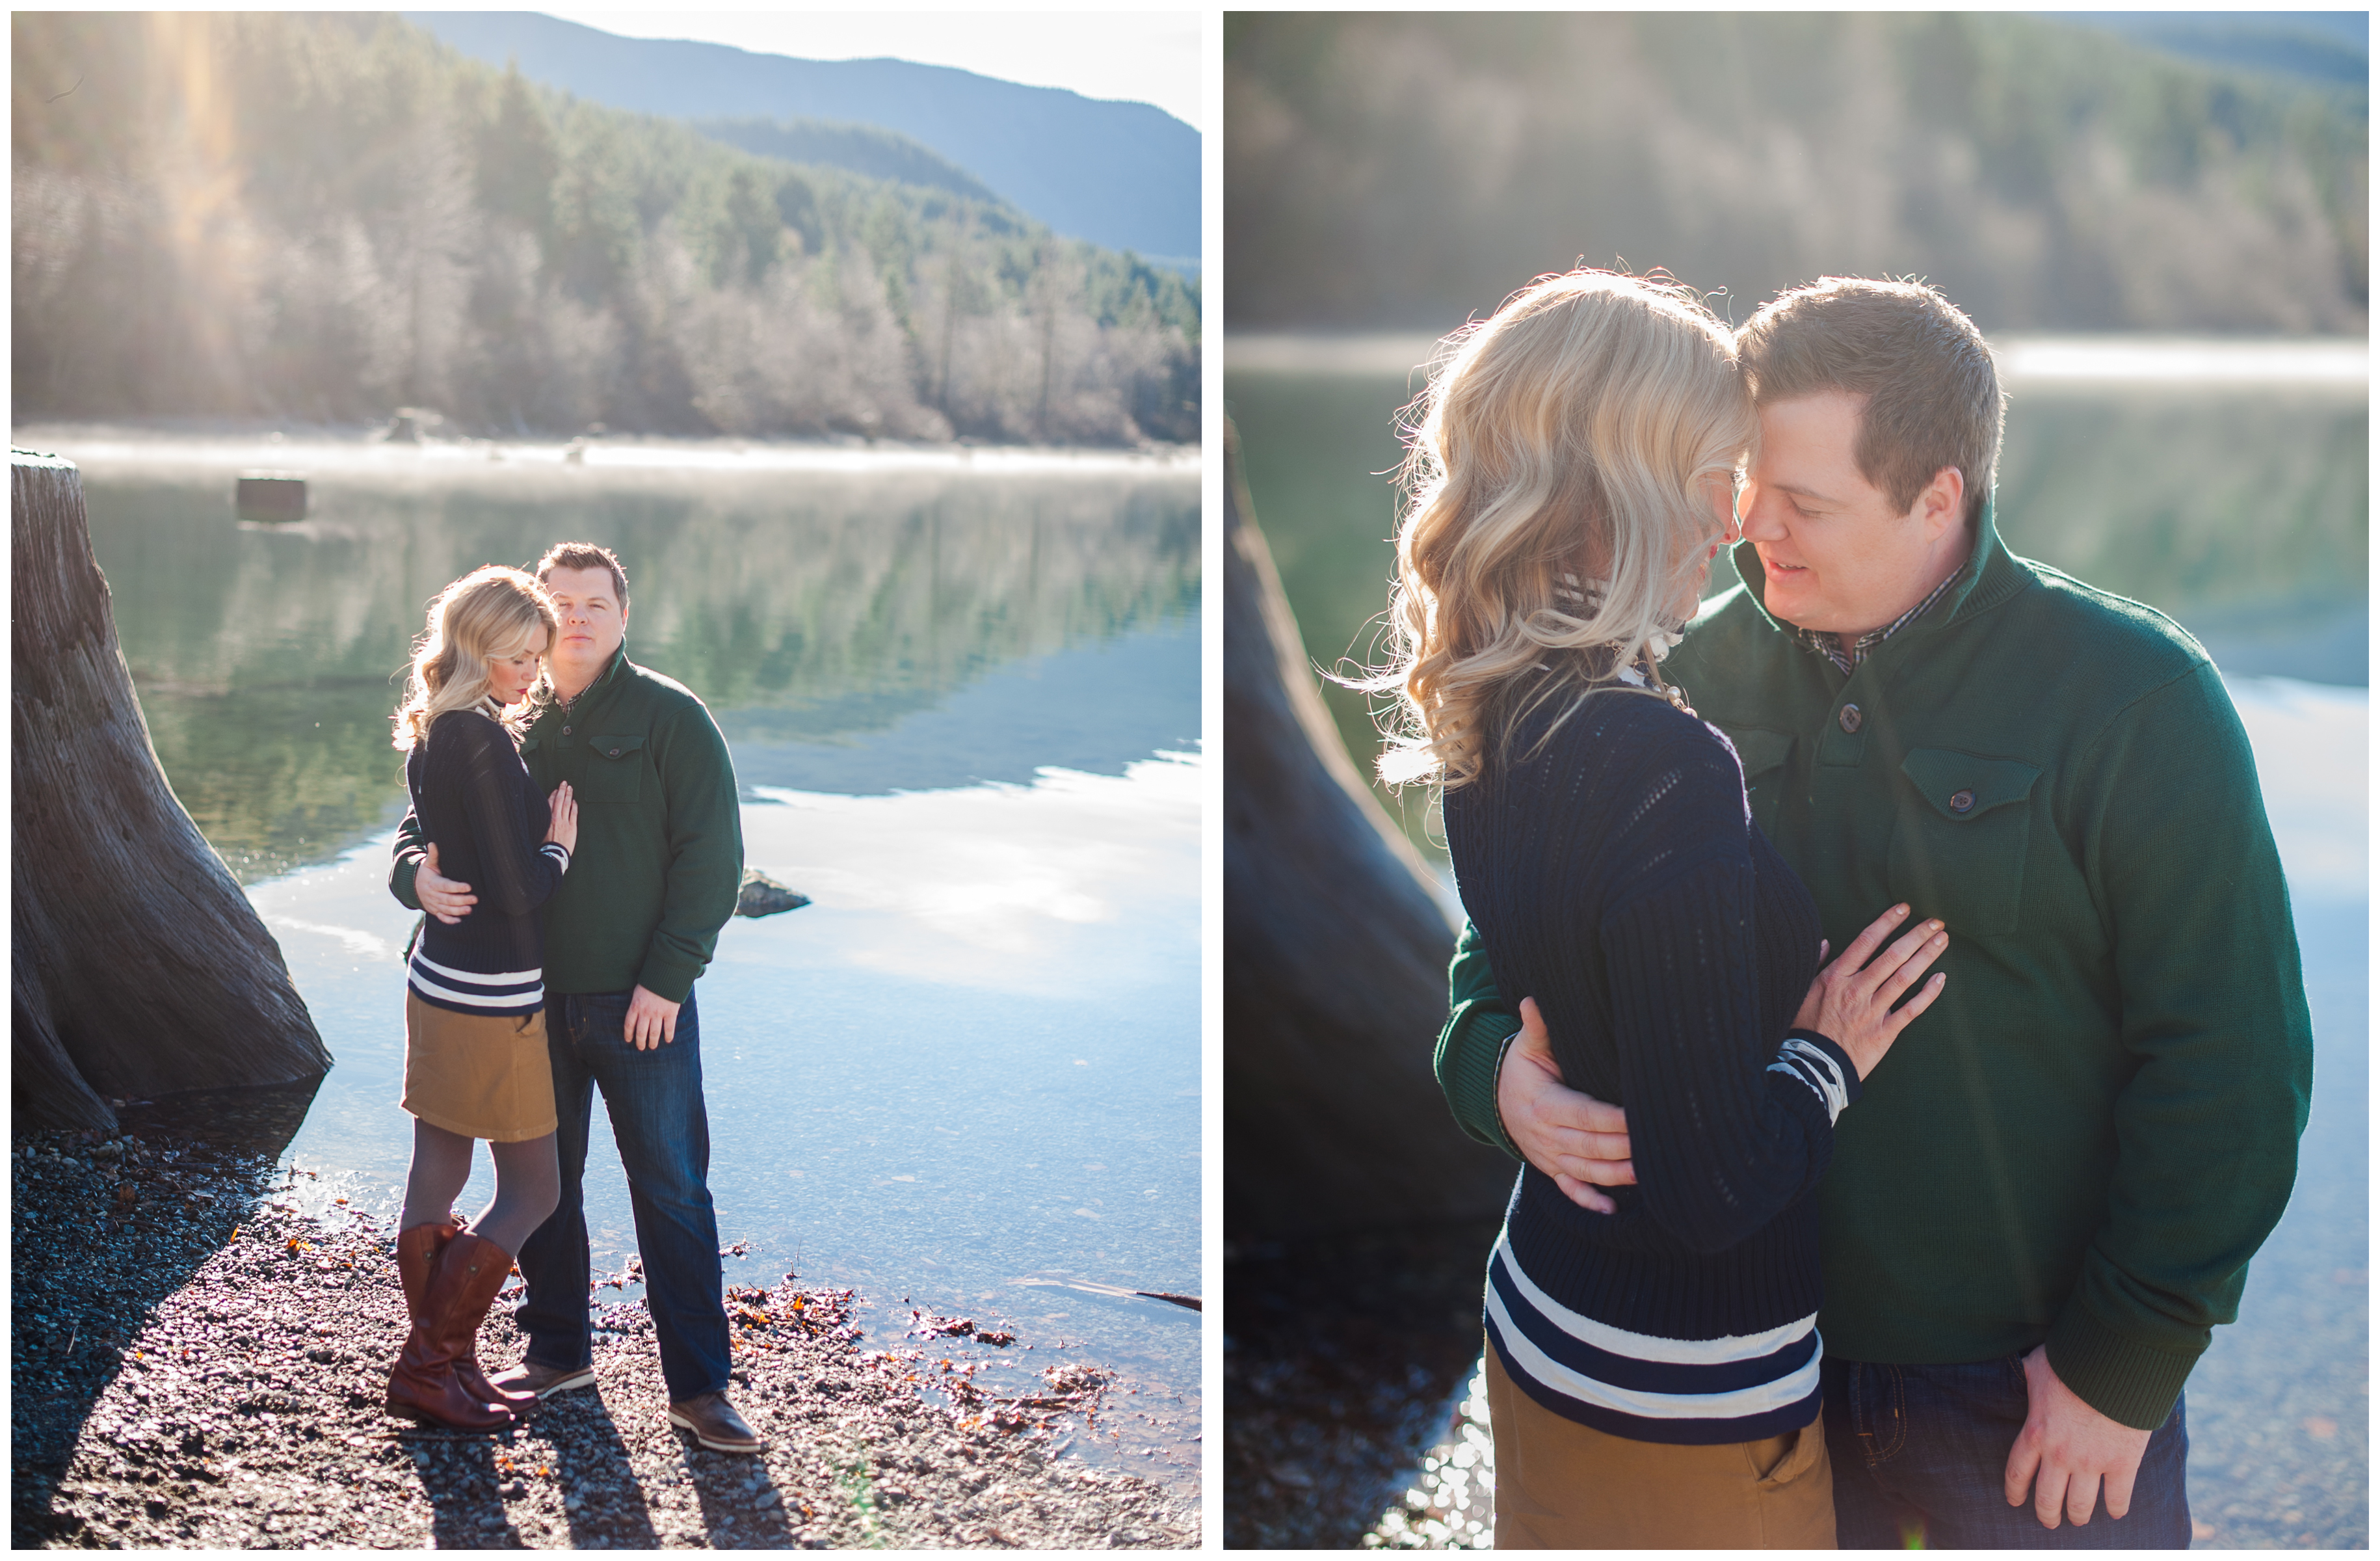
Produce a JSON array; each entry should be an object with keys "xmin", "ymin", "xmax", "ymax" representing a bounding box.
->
[
  {"xmin": 14, "ymin": 1121, "xmax": 1198, "ymax": 1549},
  {"xmin": 1223, "ymin": 1227, "xmax": 1494, "ymax": 1551}
]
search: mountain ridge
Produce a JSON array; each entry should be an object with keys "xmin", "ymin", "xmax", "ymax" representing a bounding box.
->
[{"xmin": 404, "ymin": 11, "xmax": 1200, "ymax": 266}]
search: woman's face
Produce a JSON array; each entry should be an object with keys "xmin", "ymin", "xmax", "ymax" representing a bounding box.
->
[
  {"xmin": 487, "ymin": 639, "xmax": 544, "ymax": 708},
  {"xmin": 1667, "ymin": 472, "xmax": 1743, "ymax": 622}
]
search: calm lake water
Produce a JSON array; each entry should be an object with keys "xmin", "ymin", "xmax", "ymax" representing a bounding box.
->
[
  {"xmin": 49, "ymin": 433, "xmax": 1203, "ymax": 1487},
  {"xmin": 1224, "ymin": 338, "xmax": 2367, "ymax": 1544}
]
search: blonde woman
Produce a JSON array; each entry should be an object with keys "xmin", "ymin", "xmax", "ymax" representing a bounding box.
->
[
  {"xmin": 385, "ymin": 566, "xmax": 578, "ymax": 1430},
  {"xmin": 1378, "ymin": 271, "xmax": 1948, "ymax": 1547}
]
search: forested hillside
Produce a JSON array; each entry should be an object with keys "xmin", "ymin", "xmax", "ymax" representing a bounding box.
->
[
  {"xmin": 14, "ymin": 11, "xmax": 1199, "ymax": 444},
  {"xmin": 693, "ymin": 116, "xmax": 1003, "ymax": 208},
  {"xmin": 1226, "ymin": 11, "xmax": 2366, "ymax": 334},
  {"xmin": 408, "ymin": 10, "xmax": 1202, "ymax": 266}
]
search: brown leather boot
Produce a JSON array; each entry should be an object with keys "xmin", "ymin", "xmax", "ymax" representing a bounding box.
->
[
  {"xmin": 395, "ymin": 1221, "xmax": 535, "ymax": 1415},
  {"xmin": 388, "ymin": 1229, "xmax": 517, "ymax": 1430}
]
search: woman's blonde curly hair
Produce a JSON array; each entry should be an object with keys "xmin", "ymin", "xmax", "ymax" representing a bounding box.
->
[
  {"xmin": 1368, "ymin": 269, "xmax": 1755, "ymax": 790},
  {"xmin": 391, "ymin": 566, "xmax": 559, "ymax": 751}
]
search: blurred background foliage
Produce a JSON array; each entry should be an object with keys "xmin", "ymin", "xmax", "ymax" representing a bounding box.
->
[
  {"xmin": 14, "ymin": 11, "xmax": 1199, "ymax": 444},
  {"xmin": 1224, "ymin": 10, "xmax": 2366, "ymax": 333}
]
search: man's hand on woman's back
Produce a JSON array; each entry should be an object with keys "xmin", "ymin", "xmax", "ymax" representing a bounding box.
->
[
  {"xmin": 1498, "ymin": 997, "xmax": 1636, "ymax": 1213},
  {"xmin": 416, "ymin": 843, "xmax": 477, "ymax": 924}
]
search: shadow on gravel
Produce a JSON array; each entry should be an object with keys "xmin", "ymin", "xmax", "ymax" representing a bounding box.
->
[
  {"xmin": 687, "ymin": 1439, "xmax": 800, "ymax": 1547},
  {"xmin": 400, "ymin": 1429, "xmax": 515, "ymax": 1548},
  {"xmin": 548, "ymin": 1392, "xmax": 662, "ymax": 1549},
  {"xmin": 1223, "ymin": 1221, "xmax": 1498, "ymax": 1550},
  {"xmin": 10, "ymin": 1080, "xmax": 319, "ymax": 1547}
]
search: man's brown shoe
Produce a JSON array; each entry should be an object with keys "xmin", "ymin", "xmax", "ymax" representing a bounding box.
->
[
  {"xmin": 667, "ymin": 1391, "xmax": 764, "ymax": 1454},
  {"xmin": 487, "ymin": 1358, "xmax": 598, "ymax": 1400}
]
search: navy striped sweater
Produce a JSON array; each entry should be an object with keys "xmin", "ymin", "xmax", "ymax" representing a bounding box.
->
[
  {"xmin": 402, "ymin": 707, "xmax": 569, "ymax": 1015},
  {"xmin": 1443, "ymin": 683, "xmax": 1858, "ymax": 1444}
]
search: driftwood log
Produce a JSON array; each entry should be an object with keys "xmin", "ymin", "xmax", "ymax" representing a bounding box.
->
[
  {"xmin": 13, "ymin": 449, "xmax": 330, "ymax": 1132},
  {"xmin": 1223, "ymin": 422, "xmax": 1514, "ymax": 1242}
]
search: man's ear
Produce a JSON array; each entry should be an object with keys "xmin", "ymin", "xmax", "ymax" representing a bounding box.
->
[{"xmin": 1916, "ymin": 466, "xmax": 1964, "ymax": 541}]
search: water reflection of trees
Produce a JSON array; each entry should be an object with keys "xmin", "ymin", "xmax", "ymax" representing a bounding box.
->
[
  {"xmin": 1993, "ymin": 392, "xmax": 2367, "ymax": 617},
  {"xmin": 86, "ymin": 470, "xmax": 1197, "ymax": 881}
]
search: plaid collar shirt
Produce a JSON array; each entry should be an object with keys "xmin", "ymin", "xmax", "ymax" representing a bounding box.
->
[{"xmin": 1792, "ymin": 570, "xmax": 1960, "ymax": 676}]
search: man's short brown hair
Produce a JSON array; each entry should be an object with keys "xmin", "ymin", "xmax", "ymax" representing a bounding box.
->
[
  {"xmin": 533, "ymin": 541, "xmax": 629, "ymax": 607},
  {"xmin": 1735, "ymin": 278, "xmax": 2003, "ymax": 527}
]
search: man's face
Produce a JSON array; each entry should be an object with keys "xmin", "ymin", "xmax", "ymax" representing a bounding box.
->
[
  {"xmin": 542, "ymin": 565, "xmax": 628, "ymax": 676},
  {"xmin": 1738, "ymin": 390, "xmax": 1962, "ymax": 635}
]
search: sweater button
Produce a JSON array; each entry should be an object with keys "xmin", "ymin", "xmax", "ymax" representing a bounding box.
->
[
  {"xmin": 1837, "ymin": 703, "xmax": 1862, "ymax": 734},
  {"xmin": 562, "ymin": 725, "xmax": 572, "ymax": 735},
  {"xmin": 1949, "ymin": 789, "xmax": 1976, "ymax": 814}
]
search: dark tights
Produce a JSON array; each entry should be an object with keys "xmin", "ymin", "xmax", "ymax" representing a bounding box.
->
[{"xmin": 400, "ymin": 1118, "xmax": 560, "ymax": 1256}]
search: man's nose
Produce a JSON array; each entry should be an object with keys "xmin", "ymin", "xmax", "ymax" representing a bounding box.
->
[{"xmin": 1738, "ymin": 485, "xmax": 1788, "ymax": 542}]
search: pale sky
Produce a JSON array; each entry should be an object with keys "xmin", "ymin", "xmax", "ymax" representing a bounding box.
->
[{"xmin": 540, "ymin": 9, "xmax": 1202, "ymax": 130}]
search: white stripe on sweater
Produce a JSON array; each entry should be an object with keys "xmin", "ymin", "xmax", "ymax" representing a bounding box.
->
[
  {"xmin": 1486, "ymin": 1282, "xmax": 1821, "ymax": 1422},
  {"xmin": 409, "ymin": 952, "xmax": 542, "ymax": 987},
  {"xmin": 1492, "ymin": 1231, "xmax": 1817, "ymax": 1365},
  {"xmin": 1769, "ymin": 1036, "xmax": 1851, "ymax": 1124},
  {"xmin": 407, "ymin": 967, "xmax": 542, "ymax": 1011}
]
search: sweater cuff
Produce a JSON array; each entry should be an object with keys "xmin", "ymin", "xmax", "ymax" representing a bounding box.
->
[
  {"xmin": 2043, "ymin": 1303, "xmax": 2202, "ymax": 1432},
  {"xmin": 1784, "ymin": 1030, "xmax": 1863, "ymax": 1109},
  {"xmin": 392, "ymin": 853, "xmax": 423, "ymax": 913},
  {"xmin": 634, "ymin": 954, "xmax": 700, "ymax": 1007},
  {"xmin": 1442, "ymin": 1005, "xmax": 1525, "ymax": 1162}
]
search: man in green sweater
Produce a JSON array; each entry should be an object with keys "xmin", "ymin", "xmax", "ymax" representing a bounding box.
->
[
  {"xmin": 1436, "ymin": 278, "xmax": 2310, "ymax": 1546},
  {"xmin": 392, "ymin": 542, "xmax": 757, "ymax": 1454}
]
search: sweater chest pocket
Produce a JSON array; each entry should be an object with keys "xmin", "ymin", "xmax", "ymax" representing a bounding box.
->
[
  {"xmin": 1886, "ymin": 748, "xmax": 2041, "ymax": 938},
  {"xmin": 576, "ymin": 733, "xmax": 646, "ymax": 805}
]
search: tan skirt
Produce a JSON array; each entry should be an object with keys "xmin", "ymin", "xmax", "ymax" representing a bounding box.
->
[
  {"xmin": 401, "ymin": 991, "xmax": 559, "ymax": 1143},
  {"xmin": 1485, "ymin": 1339, "xmax": 1836, "ymax": 1549}
]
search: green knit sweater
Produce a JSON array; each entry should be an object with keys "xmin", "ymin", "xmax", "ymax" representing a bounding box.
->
[
  {"xmin": 1438, "ymin": 500, "xmax": 2312, "ymax": 1431},
  {"xmin": 393, "ymin": 643, "xmax": 743, "ymax": 1004}
]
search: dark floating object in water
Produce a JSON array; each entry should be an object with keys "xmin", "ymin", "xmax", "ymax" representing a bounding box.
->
[
  {"xmin": 736, "ymin": 868, "xmax": 811, "ymax": 918},
  {"xmin": 1017, "ymin": 1276, "xmax": 1201, "ymax": 1313},
  {"xmin": 379, "ymin": 406, "xmax": 443, "ymax": 443},
  {"xmin": 233, "ymin": 472, "xmax": 306, "ymax": 523}
]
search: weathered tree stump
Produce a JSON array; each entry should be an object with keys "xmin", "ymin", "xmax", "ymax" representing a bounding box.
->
[
  {"xmin": 1223, "ymin": 422, "xmax": 1514, "ymax": 1242},
  {"xmin": 13, "ymin": 449, "xmax": 331, "ymax": 1132}
]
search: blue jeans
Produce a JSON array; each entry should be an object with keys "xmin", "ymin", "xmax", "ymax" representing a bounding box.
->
[
  {"xmin": 1823, "ymin": 1354, "xmax": 2190, "ymax": 1549},
  {"xmin": 514, "ymin": 988, "xmax": 732, "ymax": 1403}
]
